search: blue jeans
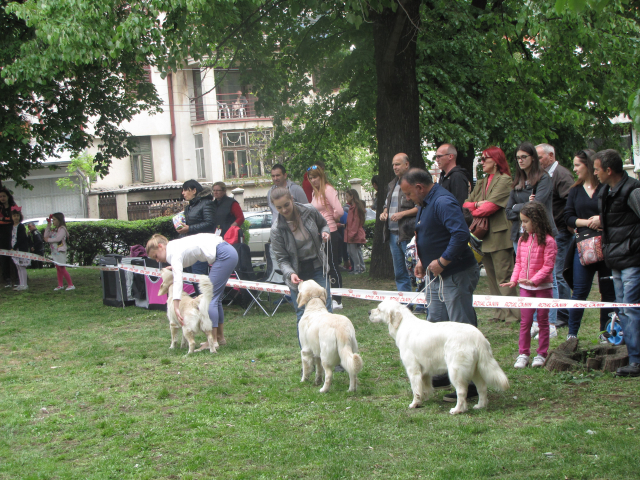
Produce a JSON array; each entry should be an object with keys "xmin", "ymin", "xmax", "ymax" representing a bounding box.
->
[
  {"xmin": 390, "ymin": 233, "xmax": 411, "ymax": 292},
  {"xmin": 514, "ymin": 239, "xmax": 558, "ymax": 325},
  {"xmin": 555, "ymin": 230, "xmax": 573, "ymax": 323},
  {"xmin": 568, "ymin": 250, "xmax": 616, "ymax": 336},
  {"xmin": 290, "ymin": 267, "xmax": 333, "ymax": 322},
  {"xmin": 612, "ymin": 266, "xmax": 640, "ymax": 364}
]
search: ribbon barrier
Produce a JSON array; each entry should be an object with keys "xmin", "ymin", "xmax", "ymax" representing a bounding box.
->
[{"xmin": 3, "ymin": 249, "xmax": 640, "ymax": 309}]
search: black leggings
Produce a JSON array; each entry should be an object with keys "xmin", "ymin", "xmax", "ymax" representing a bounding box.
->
[{"xmin": 329, "ymin": 230, "xmax": 343, "ymax": 302}]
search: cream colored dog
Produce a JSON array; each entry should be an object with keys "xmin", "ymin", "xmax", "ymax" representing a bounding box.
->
[
  {"xmin": 297, "ymin": 280, "xmax": 363, "ymax": 392},
  {"xmin": 369, "ymin": 300, "xmax": 509, "ymax": 414},
  {"xmin": 158, "ymin": 268, "xmax": 217, "ymax": 354}
]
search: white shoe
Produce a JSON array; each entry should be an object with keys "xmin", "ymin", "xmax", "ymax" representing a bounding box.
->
[
  {"xmin": 65, "ymin": 286, "xmax": 76, "ymax": 291},
  {"xmin": 530, "ymin": 322, "xmax": 539, "ymax": 337},
  {"xmin": 53, "ymin": 286, "xmax": 64, "ymax": 291},
  {"xmin": 13, "ymin": 285, "xmax": 28, "ymax": 291},
  {"xmin": 332, "ymin": 300, "xmax": 343, "ymax": 310},
  {"xmin": 531, "ymin": 355, "xmax": 546, "ymax": 368},
  {"xmin": 514, "ymin": 354, "xmax": 529, "ymax": 369},
  {"xmin": 534, "ymin": 324, "xmax": 558, "ymax": 340}
]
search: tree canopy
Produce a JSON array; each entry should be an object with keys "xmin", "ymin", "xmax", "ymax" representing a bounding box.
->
[
  {"xmin": 4, "ymin": 0, "xmax": 640, "ymax": 276},
  {"xmin": 0, "ymin": 0, "xmax": 161, "ymax": 188}
]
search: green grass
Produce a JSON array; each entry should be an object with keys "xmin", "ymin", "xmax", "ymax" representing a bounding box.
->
[{"xmin": 0, "ymin": 267, "xmax": 638, "ymax": 479}]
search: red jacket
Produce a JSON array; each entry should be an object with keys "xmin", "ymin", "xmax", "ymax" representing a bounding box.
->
[
  {"xmin": 510, "ymin": 233, "xmax": 557, "ymax": 287},
  {"xmin": 344, "ymin": 203, "xmax": 366, "ymax": 244}
]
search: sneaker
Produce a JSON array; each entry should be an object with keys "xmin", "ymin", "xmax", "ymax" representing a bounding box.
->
[
  {"xmin": 615, "ymin": 363, "xmax": 640, "ymax": 377},
  {"xmin": 549, "ymin": 324, "xmax": 557, "ymax": 338},
  {"xmin": 13, "ymin": 285, "xmax": 28, "ymax": 291},
  {"xmin": 599, "ymin": 332, "xmax": 612, "ymax": 344},
  {"xmin": 65, "ymin": 286, "xmax": 76, "ymax": 291},
  {"xmin": 443, "ymin": 383, "xmax": 478, "ymax": 402},
  {"xmin": 432, "ymin": 373, "xmax": 452, "ymax": 390},
  {"xmin": 566, "ymin": 334, "xmax": 577, "ymax": 341},
  {"xmin": 332, "ymin": 300, "xmax": 343, "ymax": 310},
  {"xmin": 53, "ymin": 286, "xmax": 64, "ymax": 291},
  {"xmin": 530, "ymin": 322, "xmax": 539, "ymax": 337},
  {"xmin": 514, "ymin": 354, "xmax": 529, "ymax": 369},
  {"xmin": 4, "ymin": 283, "xmax": 13, "ymax": 288},
  {"xmin": 531, "ymin": 355, "xmax": 546, "ymax": 368}
]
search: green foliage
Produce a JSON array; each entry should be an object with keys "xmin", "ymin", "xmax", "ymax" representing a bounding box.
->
[
  {"xmin": 0, "ymin": 1, "xmax": 162, "ymax": 188},
  {"xmin": 39, "ymin": 217, "xmax": 251, "ymax": 266},
  {"xmin": 56, "ymin": 151, "xmax": 98, "ymax": 193},
  {"xmin": 42, "ymin": 217, "xmax": 179, "ymax": 266},
  {"xmin": 417, "ymin": 0, "xmax": 640, "ymax": 166}
]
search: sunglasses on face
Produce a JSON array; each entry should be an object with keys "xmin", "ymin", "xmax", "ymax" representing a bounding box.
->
[{"xmin": 480, "ymin": 156, "xmax": 492, "ymax": 162}]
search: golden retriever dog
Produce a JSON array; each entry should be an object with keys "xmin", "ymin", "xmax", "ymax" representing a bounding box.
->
[
  {"xmin": 369, "ymin": 300, "xmax": 509, "ymax": 414},
  {"xmin": 158, "ymin": 268, "xmax": 216, "ymax": 354},
  {"xmin": 297, "ymin": 280, "xmax": 363, "ymax": 392}
]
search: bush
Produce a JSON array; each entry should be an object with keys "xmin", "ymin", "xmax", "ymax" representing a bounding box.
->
[{"xmin": 39, "ymin": 217, "xmax": 250, "ymax": 266}]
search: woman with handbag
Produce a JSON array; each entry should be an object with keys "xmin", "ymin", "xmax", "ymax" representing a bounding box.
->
[
  {"xmin": 563, "ymin": 149, "xmax": 616, "ymax": 340},
  {"xmin": 463, "ymin": 147, "xmax": 519, "ymax": 323}
]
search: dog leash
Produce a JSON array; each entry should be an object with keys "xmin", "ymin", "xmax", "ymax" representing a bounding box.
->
[
  {"xmin": 405, "ymin": 273, "xmax": 441, "ymax": 309},
  {"xmin": 423, "ymin": 272, "xmax": 445, "ymax": 309},
  {"xmin": 321, "ymin": 236, "xmax": 330, "ymax": 287}
]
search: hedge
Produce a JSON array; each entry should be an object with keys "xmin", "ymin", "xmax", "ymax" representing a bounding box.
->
[{"xmin": 39, "ymin": 217, "xmax": 250, "ymax": 266}]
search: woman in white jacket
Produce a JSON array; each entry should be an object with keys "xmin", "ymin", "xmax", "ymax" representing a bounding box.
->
[{"xmin": 146, "ymin": 233, "xmax": 238, "ymax": 346}]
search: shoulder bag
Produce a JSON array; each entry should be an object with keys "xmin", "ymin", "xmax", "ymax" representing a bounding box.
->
[
  {"xmin": 469, "ymin": 178, "xmax": 489, "ymax": 239},
  {"xmin": 575, "ymin": 228, "xmax": 604, "ymax": 266}
]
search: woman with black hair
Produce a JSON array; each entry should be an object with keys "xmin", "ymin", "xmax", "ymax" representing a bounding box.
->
[
  {"xmin": 0, "ymin": 186, "xmax": 17, "ymax": 287},
  {"xmin": 506, "ymin": 142, "xmax": 558, "ymax": 247},
  {"xmin": 563, "ymin": 149, "xmax": 617, "ymax": 340},
  {"xmin": 178, "ymin": 179, "xmax": 215, "ymax": 290}
]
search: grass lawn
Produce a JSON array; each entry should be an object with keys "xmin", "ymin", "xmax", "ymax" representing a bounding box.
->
[{"xmin": 1, "ymin": 266, "xmax": 639, "ymax": 479}]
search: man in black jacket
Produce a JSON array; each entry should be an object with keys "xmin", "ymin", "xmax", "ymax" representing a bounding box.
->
[
  {"xmin": 27, "ymin": 222, "xmax": 45, "ymax": 269},
  {"xmin": 537, "ymin": 143, "xmax": 573, "ymax": 328},
  {"xmin": 595, "ymin": 149, "xmax": 640, "ymax": 377},
  {"xmin": 435, "ymin": 144, "xmax": 472, "ymax": 207}
]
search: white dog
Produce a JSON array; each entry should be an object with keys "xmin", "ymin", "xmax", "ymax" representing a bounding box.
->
[
  {"xmin": 297, "ymin": 280, "xmax": 363, "ymax": 392},
  {"xmin": 369, "ymin": 300, "xmax": 509, "ymax": 414},
  {"xmin": 158, "ymin": 268, "xmax": 216, "ymax": 354}
]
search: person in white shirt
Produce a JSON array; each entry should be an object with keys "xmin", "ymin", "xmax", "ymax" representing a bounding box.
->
[{"xmin": 146, "ymin": 233, "xmax": 238, "ymax": 346}]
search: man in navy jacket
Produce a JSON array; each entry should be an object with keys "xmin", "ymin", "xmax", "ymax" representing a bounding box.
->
[{"xmin": 400, "ymin": 168, "xmax": 479, "ymax": 326}]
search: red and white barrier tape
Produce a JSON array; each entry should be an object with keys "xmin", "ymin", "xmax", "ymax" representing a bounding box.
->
[
  {"xmin": 0, "ymin": 249, "xmax": 119, "ymax": 271},
  {"xmin": 3, "ymin": 249, "xmax": 639, "ymax": 309}
]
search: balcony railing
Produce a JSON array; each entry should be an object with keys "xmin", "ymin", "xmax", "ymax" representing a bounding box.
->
[{"xmin": 214, "ymin": 92, "xmax": 259, "ymax": 120}]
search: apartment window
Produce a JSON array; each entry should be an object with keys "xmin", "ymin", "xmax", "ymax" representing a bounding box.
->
[
  {"xmin": 221, "ymin": 129, "xmax": 273, "ymax": 179},
  {"xmin": 131, "ymin": 136, "xmax": 154, "ymax": 183},
  {"xmin": 194, "ymin": 133, "xmax": 206, "ymax": 179},
  {"xmin": 191, "ymin": 69, "xmax": 205, "ymax": 121}
]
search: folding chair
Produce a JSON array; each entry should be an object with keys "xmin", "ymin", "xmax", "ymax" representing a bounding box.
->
[{"xmin": 242, "ymin": 243, "xmax": 290, "ymax": 317}]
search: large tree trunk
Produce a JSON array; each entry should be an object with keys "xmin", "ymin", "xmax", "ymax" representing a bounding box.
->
[{"xmin": 369, "ymin": 0, "xmax": 424, "ymax": 279}]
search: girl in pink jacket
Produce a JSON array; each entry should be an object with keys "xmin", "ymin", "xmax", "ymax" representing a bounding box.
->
[
  {"xmin": 344, "ymin": 189, "xmax": 367, "ymax": 274},
  {"xmin": 501, "ymin": 202, "xmax": 557, "ymax": 369}
]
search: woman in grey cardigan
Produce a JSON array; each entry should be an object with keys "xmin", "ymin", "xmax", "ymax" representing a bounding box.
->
[
  {"xmin": 506, "ymin": 141, "xmax": 558, "ymax": 250},
  {"xmin": 270, "ymin": 187, "xmax": 333, "ymax": 322}
]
